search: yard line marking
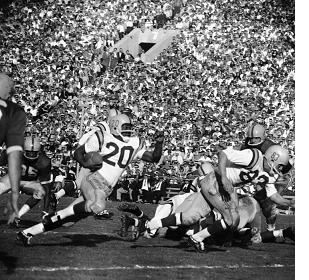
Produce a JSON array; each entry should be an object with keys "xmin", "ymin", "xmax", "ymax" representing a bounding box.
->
[{"xmin": 11, "ymin": 264, "xmax": 295, "ymax": 272}]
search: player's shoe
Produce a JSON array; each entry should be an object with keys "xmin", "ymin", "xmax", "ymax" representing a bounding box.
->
[
  {"xmin": 10, "ymin": 217, "xmax": 20, "ymax": 228},
  {"xmin": 94, "ymin": 210, "xmax": 114, "ymax": 220},
  {"xmin": 16, "ymin": 231, "xmax": 33, "ymax": 247},
  {"xmin": 117, "ymin": 203, "xmax": 141, "ymax": 216},
  {"xmin": 187, "ymin": 236, "xmax": 207, "ymax": 253},
  {"xmin": 49, "ymin": 192, "xmax": 59, "ymax": 213},
  {"xmin": 240, "ymin": 227, "xmax": 259, "ymax": 247},
  {"xmin": 283, "ymin": 226, "xmax": 295, "ymax": 242},
  {"xmin": 120, "ymin": 214, "xmax": 135, "ymax": 237},
  {"xmin": 132, "ymin": 219, "xmax": 148, "ymax": 240}
]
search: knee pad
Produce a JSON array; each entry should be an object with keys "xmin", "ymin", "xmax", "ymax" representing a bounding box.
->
[
  {"xmin": 33, "ymin": 186, "xmax": 46, "ymax": 200},
  {"xmin": 86, "ymin": 200, "xmax": 105, "ymax": 214}
]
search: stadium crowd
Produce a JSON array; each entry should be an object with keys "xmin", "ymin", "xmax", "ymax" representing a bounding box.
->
[{"xmin": 0, "ymin": 0, "xmax": 295, "ymax": 201}]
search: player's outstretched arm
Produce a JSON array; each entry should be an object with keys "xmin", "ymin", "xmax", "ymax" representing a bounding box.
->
[
  {"xmin": 269, "ymin": 192, "xmax": 295, "ymax": 208},
  {"xmin": 141, "ymin": 130, "xmax": 164, "ymax": 163},
  {"xmin": 7, "ymin": 150, "xmax": 22, "ymax": 225}
]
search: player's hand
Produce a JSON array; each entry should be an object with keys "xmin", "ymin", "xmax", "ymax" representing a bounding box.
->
[
  {"xmin": 220, "ymin": 188, "xmax": 231, "ymax": 202},
  {"xmin": 86, "ymin": 163, "xmax": 103, "ymax": 172},
  {"xmin": 4, "ymin": 201, "xmax": 19, "ymax": 227},
  {"xmin": 153, "ymin": 130, "xmax": 164, "ymax": 143},
  {"xmin": 289, "ymin": 198, "xmax": 295, "ymax": 208},
  {"xmin": 221, "ymin": 175, "xmax": 233, "ymax": 193}
]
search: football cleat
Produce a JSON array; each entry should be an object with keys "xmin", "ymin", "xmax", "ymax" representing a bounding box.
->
[
  {"xmin": 117, "ymin": 203, "xmax": 141, "ymax": 216},
  {"xmin": 10, "ymin": 217, "xmax": 20, "ymax": 228},
  {"xmin": 133, "ymin": 219, "xmax": 148, "ymax": 240},
  {"xmin": 240, "ymin": 227, "xmax": 259, "ymax": 248},
  {"xmin": 120, "ymin": 214, "xmax": 135, "ymax": 237},
  {"xmin": 187, "ymin": 236, "xmax": 207, "ymax": 253},
  {"xmin": 17, "ymin": 231, "xmax": 33, "ymax": 247},
  {"xmin": 94, "ymin": 210, "xmax": 114, "ymax": 220},
  {"xmin": 283, "ymin": 226, "xmax": 295, "ymax": 242}
]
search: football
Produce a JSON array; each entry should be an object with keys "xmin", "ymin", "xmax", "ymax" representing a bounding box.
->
[{"xmin": 84, "ymin": 152, "xmax": 103, "ymax": 166}]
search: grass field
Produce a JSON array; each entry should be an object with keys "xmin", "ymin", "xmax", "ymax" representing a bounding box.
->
[{"xmin": 0, "ymin": 194, "xmax": 295, "ymax": 280}]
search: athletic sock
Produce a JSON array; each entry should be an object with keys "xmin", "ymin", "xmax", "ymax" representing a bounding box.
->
[
  {"xmin": 266, "ymin": 223, "xmax": 275, "ymax": 231},
  {"xmin": 23, "ymin": 223, "xmax": 45, "ymax": 236},
  {"xmin": 193, "ymin": 219, "xmax": 227, "ymax": 243},
  {"xmin": 162, "ymin": 213, "xmax": 182, "ymax": 227},
  {"xmin": 18, "ymin": 204, "xmax": 30, "ymax": 218},
  {"xmin": 147, "ymin": 217, "xmax": 163, "ymax": 231},
  {"xmin": 273, "ymin": 229, "xmax": 283, "ymax": 238},
  {"xmin": 261, "ymin": 230, "xmax": 276, "ymax": 242},
  {"xmin": 55, "ymin": 189, "xmax": 65, "ymax": 199}
]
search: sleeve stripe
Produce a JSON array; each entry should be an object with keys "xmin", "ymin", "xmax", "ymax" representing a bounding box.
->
[
  {"xmin": 248, "ymin": 124, "xmax": 255, "ymax": 138},
  {"xmin": 95, "ymin": 131, "xmax": 104, "ymax": 150},
  {"xmin": 248, "ymin": 149, "xmax": 260, "ymax": 169},
  {"xmin": 6, "ymin": 146, "xmax": 23, "ymax": 154},
  {"xmin": 97, "ymin": 123, "xmax": 107, "ymax": 133}
]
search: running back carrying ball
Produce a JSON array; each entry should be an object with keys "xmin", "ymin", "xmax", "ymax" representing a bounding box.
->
[{"xmin": 84, "ymin": 152, "xmax": 103, "ymax": 171}]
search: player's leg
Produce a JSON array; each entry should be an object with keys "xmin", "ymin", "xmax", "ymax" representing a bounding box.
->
[
  {"xmin": 75, "ymin": 167, "xmax": 90, "ymax": 189},
  {"xmin": 236, "ymin": 196, "xmax": 262, "ymax": 246},
  {"xmin": 18, "ymin": 181, "xmax": 46, "ymax": 219},
  {"xmin": 0, "ymin": 175, "xmax": 18, "ymax": 226},
  {"xmin": 188, "ymin": 172, "xmax": 240, "ymax": 251},
  {"xmin": 17, "ymin": 171, "xmax": 110, "ymax": 246},
  {"xmin": 118, "ymin": 202, "xmax": 150, "ymax": 220},
  {"xmin": 146, "ymin": 191, "xmax": 211, "ymax": 232},
  {"xmin": 254, "ymin": 188, "xmax": 277, "ymax": 232},
  {"xmin": 0, "ymin": 174, "xmax": 12, "ymax": 195}
]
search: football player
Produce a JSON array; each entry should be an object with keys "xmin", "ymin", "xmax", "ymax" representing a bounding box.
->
[
  {"xmin": 0, "ymin": 73, "xmax": 26, "ymax": 226},
  {"xmin": 17, "ymin": 113, "xmax": 164, "ymax": 246},
  {"xmin": 123, "ymin": 145, "xmax": 294, "ymax": 253},
  {"xmin": 50, "ymin": 108, "xmax": 120, "ymax": 218},
  {"xmin": 0, "ymin": 136, "xmax": 53, "ymax": 226},
  {"xmin": 119, "ymin": 162, "xmax": 215, "ymax": 238},
  {"xmin": 241, "ymin": 123, "xmax": 294, "ymax": 233}
]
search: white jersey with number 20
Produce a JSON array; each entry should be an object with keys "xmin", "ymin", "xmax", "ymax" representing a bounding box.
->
[{"xmin": 85, "ymin": 131, "xmax": 146, "ymax": 187}]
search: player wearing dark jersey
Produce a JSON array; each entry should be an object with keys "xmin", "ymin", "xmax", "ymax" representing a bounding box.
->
[
  {"xmin": 0, "ymin": 73, "xmax": 26, "ymax": 226},
  {"xmin": 0, "ymin": 136, "xmax": 52, "ymax": 226},
  {"xmin": 240, "ymin": 123, "xmax": 294, "ymax": 232}
]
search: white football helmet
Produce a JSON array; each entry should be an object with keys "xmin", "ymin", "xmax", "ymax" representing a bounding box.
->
[
  {"xmin": 0, "ymin": 73, "xmax": 15, "ymax": 100},
  {"xmin": 264, "ymin": 145, "xmax": 289, "ymax": 176},
  {"xmin": 246, "ymin": 123, "xmax": 266, "ymax": 146},
  {"xmin": 24, "ymin": 136, "xmax": 41, "ymax": 160},
  {"xmin": 196, "ymin": 162, "xmax": 214, "ymax": 176},
  {"xmin": 109, "ymin": 114, "xmax": 133, "ymax": 143}
]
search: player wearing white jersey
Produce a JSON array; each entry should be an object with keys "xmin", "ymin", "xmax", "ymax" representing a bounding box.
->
[
  {"xmin": 17, "ymin": 114, "xmax": 164, "ymax": 246},
  {"xmin": 50, "ymin": 109, "xmax": 120, "ymax": 216},
  {"xmin": 120, "ymin": 162, "xmax": 214, "ymax": 238},
  {"xmin": 75, "ymin": 108, "xmax": 120, "ymax": 188},
  {"xmin": 124, "ymin": 145, "xmax": 294, "ymax": 253}
]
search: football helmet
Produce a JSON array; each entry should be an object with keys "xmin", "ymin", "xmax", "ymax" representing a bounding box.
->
[
  {"xmin": 24, "ymin": 136, "xmax": 41, "ymax": 160},
  {"xmin": 264, "ymin": 145, "xmax": 289, "ymax": 176},
  {"xmin": 246, "ymin": 123, "xmax": 266, "ymax": 146},
  {"xmin": 109, "ymin": 114, "xmax": 133, "ymax": 143},
  {"xmin": 197, "ymin": 162, "xmax": 214, "ymax": 176},
  {"xmin": 0, "ymin": 73, "xmax": 15, "ymax": 100}
]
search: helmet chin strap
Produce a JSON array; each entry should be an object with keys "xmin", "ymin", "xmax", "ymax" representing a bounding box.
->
[
  {"xmin": 116, "ymin": 129, "xmax": 130, "ymax": 143},
  {"xmin": 268, "ymin": 166, "xmax": 275, "ymax": 177}
]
